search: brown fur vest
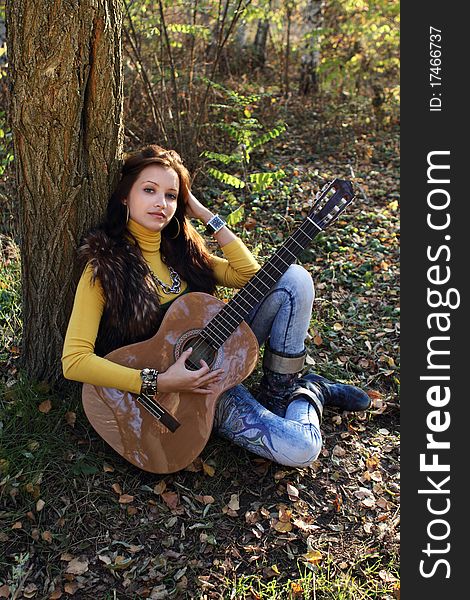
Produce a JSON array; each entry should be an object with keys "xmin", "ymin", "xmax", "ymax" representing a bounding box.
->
[{"xmin": 78, "ymin": 229, "xmax": 166, "ymax": 357}]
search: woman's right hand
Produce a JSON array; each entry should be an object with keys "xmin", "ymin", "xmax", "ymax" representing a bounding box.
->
[{"xmin": 157, "ymin": 347, "xmax": 224, "ymax": 395}]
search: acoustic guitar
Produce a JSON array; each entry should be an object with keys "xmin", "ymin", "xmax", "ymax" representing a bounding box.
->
[{"xmin": 82, "ymin": 179, "xmax": 356, "ymax": 473}]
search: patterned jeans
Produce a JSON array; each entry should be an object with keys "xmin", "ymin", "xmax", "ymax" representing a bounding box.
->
[{"xmin": 213, "ymin": 264, "xmax": 322, "ymax": 467}]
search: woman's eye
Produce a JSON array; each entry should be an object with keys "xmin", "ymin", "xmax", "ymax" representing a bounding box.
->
[
  {"xmin": 144, "ymin": 187, "xmax": 154, "ymax": 193},
  {"xmin": 167, "ymin": 193, "xmax": 177, "ymax": 200}
]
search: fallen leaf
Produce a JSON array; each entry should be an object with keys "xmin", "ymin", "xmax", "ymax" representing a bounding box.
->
[
  {"xmin": 23, "ymin": 583, "xmax": 38, "ymax": 598},
  {"xmin": 153, "ymin": 481, "xmax": 167, "ymax": 495},
  {"xmin": 274, "ymin": 520, "xmax": 292, "ymax": 532},
  {"xmin": 65, "ymin": 556, "xmax": 89, "ymax": 575},
  {"xmin": 0, "ymin": 585, "xmax": 9, "ymax": 599},
  {"xmin": 36, "ymin": 498, "xmax": 45, "ymax": 512},
  {"xmin": 274, "ymin": 470, "xmax": 288, "ymax": 481},
  {"xmin": 222, "ymin": 506, "xmax": 238, "ymax": 517},
  {"xmin": 290, "ymin": 581, "xmax": 303, "ymax": 597},
  {"xmin": 65, "ymin": 412, "xmax": 76, "ymax": 427},
  {"xmin": 292, "ymin": 518, "xmax": 320, "ymax": 532},
  {"xmin": 118, "ymin": 494, "xmax": 134, "ymax": 504},
  {"xmin": 64, "ymin": 582, "xmax": 78, "ymax": 596},
  {"xmin": 303, "ymin": 549, "xmax": 322, "ymax": 564},
  {"xmin": 370, "ymin": 470, "xmax": 383, "ymax": 482},
  {"xmin": 111, "ymin": 483, "xmax": 122, "ymax": 495},
  {"xmin": 161, "ymin": 491, "xmax": 180, "ymax": 509},
  {"xmin": 332, "ymin": 445, "xmax": 347, "ymax": 457},
  {"xmin": 184, "ymin": 457, "xmax": 203, "ymax": 472},
  {"xmin": 42, "ymin": 530, "xmax": 53, "ymax": 543},
  {"xmin": 366, "ymin": 456, "xmax": 381, "ymax": 470},
  {"xmin": 379, "ymin": 570, "xmax": 399, "ymax": 583},
  {"xmin": 227, "ymin": 494, "xmax": 239, "ymax": 511},
  {"xmin": 278, "ymin": 505, "xmax": 292, "ymax": 523},
  {"xmin": 244, "ymin": 217, "xmax": 257, "ymax": 230},
  {"xmin": 286, "ymin": 483, "xmax": 299, "ymax": 501},
  {"xmin": 49, "ymin": 589, "xmax": 63, "ymax": 599},
  {"xmin": 60, "ymin": 553, "xmax": 74, "ymax": 562},
  {"xmin": 333, "ymin": 322, "xmax": 343, "ymax": 331},
  {"xmin": 103, "ymin": 463, "xmax": 114, "ymax": 473},
  {"xmin": 195, "ymin": 494, "xmax": 215, "ymax": 505},
  {"xmin": 202, "ymin": 462, "xmax": 215, "ymax": 477},
  {"xmin": 38, "ymin": 399, "xmax": 52, "ymax": 413}
]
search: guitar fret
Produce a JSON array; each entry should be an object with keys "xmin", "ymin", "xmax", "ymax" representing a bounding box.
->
[
  {"xmin": 203, "ymin": 326, "xmax": 226, "ymax": 346},
  {"xmin": 239, "ymin": 285, "xmax": 259, "ymax": 304},
  {"xmin": 306, "ymin": 216, "xmax": 323, "ymax": 231},
  {"xmin": 287, "ymin": 236, "xmax": 305, "ymax": 250},
  {"xmin": 209, "ymin": 314, "xmax": 235, "ymax": 338}
]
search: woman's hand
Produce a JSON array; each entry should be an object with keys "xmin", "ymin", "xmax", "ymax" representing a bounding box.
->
[
  {"xmin": 157, "ymin": 347, "xmax": 224, "ymax": 395},
  {"xmin": 184, "ymin": 190, "xmax": 213, "ymax": 223}
]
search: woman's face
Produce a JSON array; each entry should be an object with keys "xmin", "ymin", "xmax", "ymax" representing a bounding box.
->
[{"xmin": 123, "ymin": 164, "xmax": 180, "ymax": 232}]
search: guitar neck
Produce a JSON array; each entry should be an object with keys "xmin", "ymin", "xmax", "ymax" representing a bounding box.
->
[{"xmin": 201, "ymin": 215, "xmax": 323, "ymax": 350}]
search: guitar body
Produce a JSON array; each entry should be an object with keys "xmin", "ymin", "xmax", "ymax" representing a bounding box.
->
[{"xmin": 82, "ymin": 292, "xmax": 259, "ymax": 474}]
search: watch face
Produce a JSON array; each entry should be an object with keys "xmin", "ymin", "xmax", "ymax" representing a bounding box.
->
[{"xmin": 208, "ymin": 215, "xmax": 225, "ymax": 232}]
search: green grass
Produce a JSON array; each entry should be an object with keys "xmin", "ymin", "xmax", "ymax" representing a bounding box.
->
[{"xmin": 0, "ymin": 234, "xmax": 21, "ymax": 363}]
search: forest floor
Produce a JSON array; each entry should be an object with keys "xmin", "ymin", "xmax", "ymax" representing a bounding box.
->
[{"xmin": 0, "ymin": 101, "xmax": 400, "ymax": 599}]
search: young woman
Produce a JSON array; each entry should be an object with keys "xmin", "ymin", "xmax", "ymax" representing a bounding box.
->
[{"xmin": 62, "ymin": 145, "xmax": 370, "ymax": 469}]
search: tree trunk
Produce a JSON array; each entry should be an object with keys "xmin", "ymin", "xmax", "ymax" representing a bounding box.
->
[
  {"xmin": 299, "ymin": 0, "xmax": 322, "ymax": 95},
  {"xmin": 283, "ymin": 3, "xmax": 293, "ymax": 96},
  {"xmin": 252, "ymin": 18, "xmax": 270, "ymax": 68},
  {"xmin": 6, "ymin": 0, "xmax": 123, "ymax": 386}
]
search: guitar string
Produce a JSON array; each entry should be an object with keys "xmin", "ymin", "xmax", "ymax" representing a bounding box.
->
[
  {"xmin": 188, "ymin": 193, "xmax": 352, "ymax": 370},
  {"xmin": 185, "ymin": 202, "xmax": 341, "ymax": 365},
  {"xmin": 203, "ymin": 222, "xmax": 318, "ymax": 342},
  {"xmin": 195, "ymin": 219, "xmax": 321, "ymax": 353},
  {"xmin": 189, "ymin": 220, "xmax": 320, "ymax": 358}
]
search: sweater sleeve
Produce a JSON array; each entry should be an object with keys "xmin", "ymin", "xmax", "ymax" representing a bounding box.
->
[
  {"xmin": 61, "ymin": 263, "xmax": 143, "ymax": 394},
  {"xmin": 210, "ymin": 238, "xmax": 260, "ymax": 288}
]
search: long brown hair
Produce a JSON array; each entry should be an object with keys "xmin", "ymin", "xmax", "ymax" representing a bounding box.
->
[{"xmin": 102, "ymin": 145, "xmax": 216, "ymax": 295}]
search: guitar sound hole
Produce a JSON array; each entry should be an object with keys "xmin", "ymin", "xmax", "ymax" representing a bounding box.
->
[{"xmin": 182, "ymin": 336, "xmax": 217, "ymax": 371}]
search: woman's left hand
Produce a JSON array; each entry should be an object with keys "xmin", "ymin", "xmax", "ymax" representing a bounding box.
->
[{"xmin": 185, "ymin": 191, "xmax": 212, "ymax": 222}]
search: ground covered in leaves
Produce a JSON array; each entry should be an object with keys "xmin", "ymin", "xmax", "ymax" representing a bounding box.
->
[{"xmin": 0, "ymin": 105, "xmax": 399, "ymax": 599}]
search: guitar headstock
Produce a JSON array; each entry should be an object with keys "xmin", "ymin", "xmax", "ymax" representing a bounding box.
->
[{"xmin": 309, "ymin": 179, "xmax": 355, "ymax": 230}]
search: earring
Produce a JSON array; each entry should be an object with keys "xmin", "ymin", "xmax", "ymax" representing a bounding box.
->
[
  {"xmin": 167, "ymin": 216, "xmax": 181, "ymax": 240},
  {"xmin": 124, "ymin": 204, "xmax": 130, "ymax": 224}
]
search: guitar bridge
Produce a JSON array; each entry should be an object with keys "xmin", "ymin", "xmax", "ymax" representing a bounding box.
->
[{"xmin": 137, "ymin": 393, "xmax": 181, "ymax": 433}]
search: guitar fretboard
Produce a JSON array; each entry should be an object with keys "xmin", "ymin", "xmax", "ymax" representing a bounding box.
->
[{"xmin": 200, "ymin": 215, "xmax": 323, "ymax": 350}]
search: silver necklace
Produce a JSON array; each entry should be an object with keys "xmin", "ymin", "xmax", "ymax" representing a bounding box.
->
[{"xmin": 150, "ymin": 266, "xmax": 181, "ymax": 295}]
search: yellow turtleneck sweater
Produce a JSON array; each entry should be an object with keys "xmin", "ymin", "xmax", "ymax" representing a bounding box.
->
[{"xmin": 61, "ymin": 219, "xmax": 260, "ymax": 394}]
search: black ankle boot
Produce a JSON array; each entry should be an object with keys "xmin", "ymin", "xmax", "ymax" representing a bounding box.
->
[
  {"xmin": 257, "ymin": 368, "xmax": 301, "ymax": 417},
  {"xmin": 256, "ymin": 342, "xmax": 307, "ymax": 417},
  {"xmin": 292, "ymin": 373, "xmax": 371, "ymax": 412}
]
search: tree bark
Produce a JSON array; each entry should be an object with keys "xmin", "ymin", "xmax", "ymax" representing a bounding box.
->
[
  {"xmin": 252, "ymin": 17, "xmax": 270, "ymax": 68},
  {"xmin": 299, "ymin": 0, "xmax": 322, "ymax": 95},
  {"xmin": 6, "ymin": 0, "xmax": 124, "ymax": 386}
]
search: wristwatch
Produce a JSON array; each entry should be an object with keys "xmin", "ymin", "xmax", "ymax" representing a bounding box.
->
[
  {"xmin": 140, "ymin": 368, "xmax": 158, "ymax": 396},
  {"xmin": 205, "ymin": 214, "xmax": 226, "ymax": 235}
]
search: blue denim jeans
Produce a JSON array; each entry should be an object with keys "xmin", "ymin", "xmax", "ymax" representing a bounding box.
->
[{"xmin": 213, "ymin": 264, "xmax": 322, "ymax": 467}]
